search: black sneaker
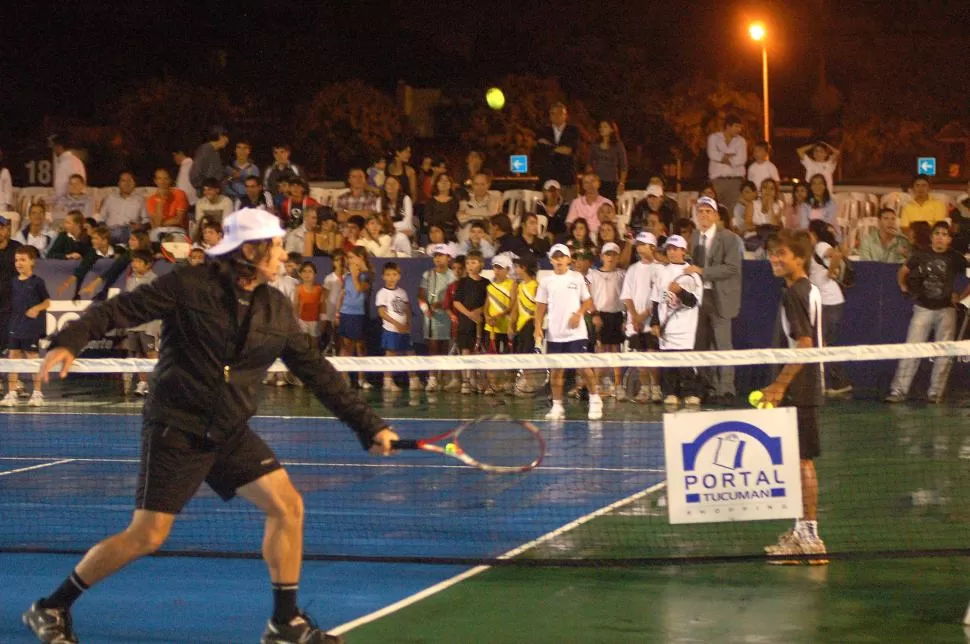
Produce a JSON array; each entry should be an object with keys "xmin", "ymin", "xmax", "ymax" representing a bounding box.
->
[
  {"xmin": 22, "ymin": 600, "xmax": 78, "ymax": 644},
  {"xmin": 261, "ymin": 611, "xmax": 344, "ymax": 644}
]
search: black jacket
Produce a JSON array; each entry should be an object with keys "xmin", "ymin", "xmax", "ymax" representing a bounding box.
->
[{"xmin": 53, "ymin": 263, "xmax": 387, "ymax": 448}]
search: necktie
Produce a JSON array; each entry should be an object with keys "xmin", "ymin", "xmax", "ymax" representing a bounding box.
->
[{"xmin": 694, "ymin": 234, "xmax": 707, "ymax": 267}]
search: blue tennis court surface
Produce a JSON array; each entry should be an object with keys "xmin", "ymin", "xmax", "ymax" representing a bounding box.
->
[{"xmin": 0, "ymin": 413, "xmax": 662, "ymax": 641}]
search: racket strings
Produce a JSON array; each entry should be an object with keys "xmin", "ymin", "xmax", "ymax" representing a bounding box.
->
[{"xmin": 456, "ymin": 418, "xmax": 543, "ymax": 469}]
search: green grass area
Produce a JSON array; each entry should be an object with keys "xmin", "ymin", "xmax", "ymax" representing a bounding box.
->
[
  {"xmin": 347, "ymin": 558, "xmax": 970, "ymax": 643},
  {"xmin": 527, "ymin": 400, "xmax": 970, "ymax": 561}
]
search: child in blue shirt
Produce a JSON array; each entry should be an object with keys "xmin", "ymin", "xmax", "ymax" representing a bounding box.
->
[{"xmin": 1, "ymin": 246, "xmax": 51, "ymax": 407}]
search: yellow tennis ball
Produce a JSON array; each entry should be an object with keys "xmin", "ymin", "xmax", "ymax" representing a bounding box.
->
[
  {"xmin": 445, "ymin": 442, "xmax": 458, "ymax": 455},
  {"xmin": 486, "ymin": 87, "xmax": 505, "ymax": 110},
  {"xmin": 748, "ymin": 390, "xmax": 774, "ymax": 409}
]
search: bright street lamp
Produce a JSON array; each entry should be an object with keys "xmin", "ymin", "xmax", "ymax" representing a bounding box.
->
[{"xmin": 749, "ymin": 22, "xmax": 770, "ymax": 143}]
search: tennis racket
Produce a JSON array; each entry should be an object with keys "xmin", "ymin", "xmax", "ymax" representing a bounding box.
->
[
  {"xmin": 658, "ymin": 273, "xmax": 701, "ymax": 338},
  {"xmin": 390, "ymin": 414, "xmax": 545, "ymax": 473}
]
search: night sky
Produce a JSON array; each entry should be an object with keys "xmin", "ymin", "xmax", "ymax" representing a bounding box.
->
[{"xmin": 3, "ymin": 0, "xmax": 970, "ymax": 175}]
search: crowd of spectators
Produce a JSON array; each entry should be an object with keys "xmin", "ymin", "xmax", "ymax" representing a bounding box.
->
[{"xmin": 1, "ymin": 102, "xmax": 968, "ymax": 410}]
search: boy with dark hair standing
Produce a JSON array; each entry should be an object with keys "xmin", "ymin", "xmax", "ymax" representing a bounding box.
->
[
  {"xmin": 452, "ymin": 250, "xmax": 490, "ymax": 394},
  {"xmin": 0, "ymin": 245, "xmax": 50, "ymax": 407},
  {"xmin": 886, "ymin": 220, "xmax": 968, "ymax": 403},
  {"xmin": 759, "ymin": 229, "xmax": 827, "ymax": 563}
]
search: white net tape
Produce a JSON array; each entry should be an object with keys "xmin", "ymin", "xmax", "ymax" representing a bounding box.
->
[{"xmin": 1, "ymin": 340, "xmax": 968, "ymax": 373}]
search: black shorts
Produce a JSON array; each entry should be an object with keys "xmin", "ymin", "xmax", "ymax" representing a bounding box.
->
[
  {"xmin": 136, "ymin": 423, "xmax": 282, "ymax": 514},
  {"xmin": 515, "ymin": 320, "xmax": 536, "ymax": 354},
  {"xmin": 8, "ymin": 336, "xmax": 41, "ymax": 353},
  {"xmin": 0, "ymin": 310, "xmax": 10, "ymax": 353},
  {"xmin": 795, "ymin": 406, "xmax": 821, "ymax": 460},
  {"xmin": 596, "ymin": 312, "xmax": 625, "ymax": 346},
  {"xmin": 456, "ymin": 317, "xmax": 479, "ymax": 351},
  {"xmin": 629, "ymin": 331, "xmax": 659, "ymax": 352}
]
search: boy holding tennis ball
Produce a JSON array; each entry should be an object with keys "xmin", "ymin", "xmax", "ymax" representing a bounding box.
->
[{"xmin": 760, "ymin": 229, "xmax": 826, "ymax": 564}]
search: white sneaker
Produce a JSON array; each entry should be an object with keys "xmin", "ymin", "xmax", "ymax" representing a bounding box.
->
[
  {"xmin": 360, "ymin": 380, "xmax": 373, "ymax": 391},
  {"xmin": 0, "ymin": 391, "xmax": 17, "ymax": 407},
  {"xmin": 588, "ymin": 396, "xmax": 604, "ymax": 420},
  {"xmin": 651, "ymin": 385, "xmax": 663, "ymax": 403},
  {"xmin": 615, "ymin": 388, "xmax": 627, "ymax": 402},
  {"xmin": 664, "ymin": 394, "xmax": 680, "ymax": 407},
  {"xmin": 135, "ymin": 381, "xmax": 149, "ymax": 396},
  {"xmin": 545, "ymin": 403, "xmax": 566, "ymax": 420},
  {"xmin": 425, "ymin": 376, "xmax": 438, "ymax": 393},
  {"xmin": 443, "ymin": 378, "xmax": 462, "ymax": 393},
  {"xmin": 684, "ymin": 395, "xmax": 701, "ymax": 408},
  {"xmin": 460, "ymin": 381, "xmax": 472, "ymax": 395},
  {"xmin": 409, "ymin": 376, "xmax": 422, "ymax": 391},
  {"xmin": 27, "ymin": 391, "xmax": 44, "ymax": 407},
  {"xmin": 384, "ymin": 377, "xmax": 402, "ymax": 392},
  {"xmin": 634, "ymin": 387, "xmax": 651, "ymax": 404}
]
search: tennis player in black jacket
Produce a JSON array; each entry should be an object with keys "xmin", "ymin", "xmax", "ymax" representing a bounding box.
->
[{"xmin": 24, "ymin": 208, "xmax": 397, "ymax": 644}]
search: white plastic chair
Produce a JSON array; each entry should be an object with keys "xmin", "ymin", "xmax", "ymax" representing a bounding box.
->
[{"xmin": 616, "ymin": 191, "xmax": 646, "ymax": 219}]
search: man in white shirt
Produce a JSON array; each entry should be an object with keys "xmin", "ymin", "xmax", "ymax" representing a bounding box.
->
[
  {"xmin": 684, "ymin": 196, "xmax": 743, "ymax": 404},
  {"xmin": 534, "ymin": 243, "xmax": 602, "ymax": 420},
  {"xmin": 797, "ymin": 141, "xmax": 840, "ymax": 193},
  {"xmin": 50, "ymin": 134, "xmax": 87, "ymax": 198},
  {"xmin": 172, "ymin": 148, "xmax": 198, "ymax": 206},
  {"xmin": 99, "ymin": 171, "xmax": 147, "ymax": 244},
  {"xmin": 706, "ymin": 114, "xmax": 747, "ymax": 213},
  {"xmin": 285, "ymin": 207, "xmax": 317, "ymax": 254}
]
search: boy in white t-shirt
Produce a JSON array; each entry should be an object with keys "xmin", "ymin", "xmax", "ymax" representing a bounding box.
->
[
  {"xmin": 534, "ymin": 244, "xmax": 602, "ymax": 420},
  {"xmin": 589, "ymin": 242, "xmax": 627, "ymax": 400},
  {"xmin": 747, "ymin": 140, "xmax": 780, "ymax": 191},
  {"xmin": 620, "ymin": 232, "xmax": 662, "ymax": 403},
  {"xmin": 650, "ymin": 235, "xmax": 704, "ymax": 408},
  {"xmin": 797, "ymin": 141, "xmax": 840, "ymax": 193},
  {"xmin": 376, "ymin": 262, "xmax": 421, "ymax": 393}
]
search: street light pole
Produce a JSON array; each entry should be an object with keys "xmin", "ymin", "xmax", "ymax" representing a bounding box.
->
[
  {"xmin": 749, "ymin": 22, "xmax": 770, "ymax": 144},
  {"xmin": 760, "ymin": 41, "xmax": 769, "ymax": 144}
]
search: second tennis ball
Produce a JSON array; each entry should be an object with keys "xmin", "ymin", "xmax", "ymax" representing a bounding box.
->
[{"xmin": 748, "ymin": 390, "xmax": 774, "ymax": 409}]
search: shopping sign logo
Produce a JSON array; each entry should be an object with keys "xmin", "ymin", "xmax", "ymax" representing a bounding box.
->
[{"xmin": 663, "ymin": 408, "xmax": 802, "ymax": 524}]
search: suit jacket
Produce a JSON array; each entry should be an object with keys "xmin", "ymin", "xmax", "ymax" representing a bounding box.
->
[
  {"xmin": 690, "ymin": 226, "xmax": 743, "ymax": 319},
  {"xmin": 534, "ymin": 124, "xmax": 580, "ymax": 186}
]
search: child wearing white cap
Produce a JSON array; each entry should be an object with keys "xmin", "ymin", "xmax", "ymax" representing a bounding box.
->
[
  {"xmin": 650, "ymin": 235, "xmax": 704, "ymax": 408},
  {"xmin": 418, "ymin": 244, "xmax": 456, "ymax": 392},
  {"xmin": 534, "ymin": 244, "xmax": 602, "ymax": 420},
  {"xmin": 620, "ymin": 231, "xmax": 663, "ymax": 403},
  {"xmin": 588, "ymin": 242, "xmax": 626, "ymax": 400},
  {"xmin": 483, "ymin": 252, "xmax": 517, "ymax": 394}
]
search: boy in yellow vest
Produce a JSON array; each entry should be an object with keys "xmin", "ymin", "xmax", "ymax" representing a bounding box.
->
[
  {"xmin": 511, "ymin": 255, "xmax": 539, "ymax": 396},
  {"xmin": 483, "ymin": 252, "xmax": 517, "ymax": 394}
]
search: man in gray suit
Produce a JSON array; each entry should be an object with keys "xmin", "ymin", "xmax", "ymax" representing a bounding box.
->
[{"xmin": 684, "ymin": 196, "xmax": 743, "ymax": 403}]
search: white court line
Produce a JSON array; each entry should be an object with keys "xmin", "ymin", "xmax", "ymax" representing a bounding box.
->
[
  {"xmin": 0, "ymin": 459, "xmax": 75, "ymax": 477},
  {"xmin": 0, "ymin": 456, "xmax": 661, "ymax": 474},
  {"xmin": 328, "ymin": 480, "xmax": 668, "ymax": 637}
]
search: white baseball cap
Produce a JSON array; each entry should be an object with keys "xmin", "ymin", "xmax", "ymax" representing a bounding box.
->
[
  {"xmin": 646, "ymin": 185, "xmax": 664, "ymax": 198},
  {"xmin": 543, "ymin": 179, "xmax": 561, "ymax": 191},
  {"xmin": 600, "ymin": 242, "xmax": 621, "ymax": 255},
  {"xmin": 548, "ymin": 243, "xmax": 571, "ymax": 258},
  {"xmin": 491, "ymin": 253, "xmax": 516, "ymax": 270},
  {"xmin": 634, "ymin": 231, "xmax": 657, "ymax": 246},
  {"xmin": 206, "ymin": 208, "xmax": 286, "ymax": 256},
  {"xmin": 430, "ymin": 243, "xmax": 455, "ymax": 258},
  {"xmin": 664, "ymin": 234, "xmax": 688, "ymax": 249},
  {"xmin": 696, "ymin": 196, "xmax": 719, "ymax": 211}
]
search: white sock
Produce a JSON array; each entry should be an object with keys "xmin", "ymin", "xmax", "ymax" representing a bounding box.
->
[
  {"xmin": 589, "ymin": 394, "xmax": 602, "ymax": 403},
  {"xmin": 795, "ymin": 519, "xmax": 818, "ymax": 540},
  {"xmin": 552, "ymin": 399, "xmax": 564, "ymax": 408}
]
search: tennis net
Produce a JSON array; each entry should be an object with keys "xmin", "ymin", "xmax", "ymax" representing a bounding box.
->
[{"xmin": 1, "ymin": 340, "xmax": 970, "ymax": 566}]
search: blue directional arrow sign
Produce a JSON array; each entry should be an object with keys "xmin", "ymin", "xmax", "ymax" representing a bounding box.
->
[
  {"xmin": 509, "ymin": 155, "xmax": 529, "ymax": 174},
  {"xmin": 917, "ymin": 157, "xmax": 937, "ymax": 176}
]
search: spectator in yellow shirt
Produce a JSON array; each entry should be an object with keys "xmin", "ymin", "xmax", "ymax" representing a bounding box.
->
[{"xmin": 900, "ymin": 174, "xmax": 948, "ymax": 233}]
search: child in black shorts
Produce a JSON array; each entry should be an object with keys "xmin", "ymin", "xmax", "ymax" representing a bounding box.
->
[
  {"xmin": 0, "ymin": 246, "xmax": 50, "ymax": 407},
  {"xmin": 452, "ymin": 250, "xmax": 490, "ymax": 393}
]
